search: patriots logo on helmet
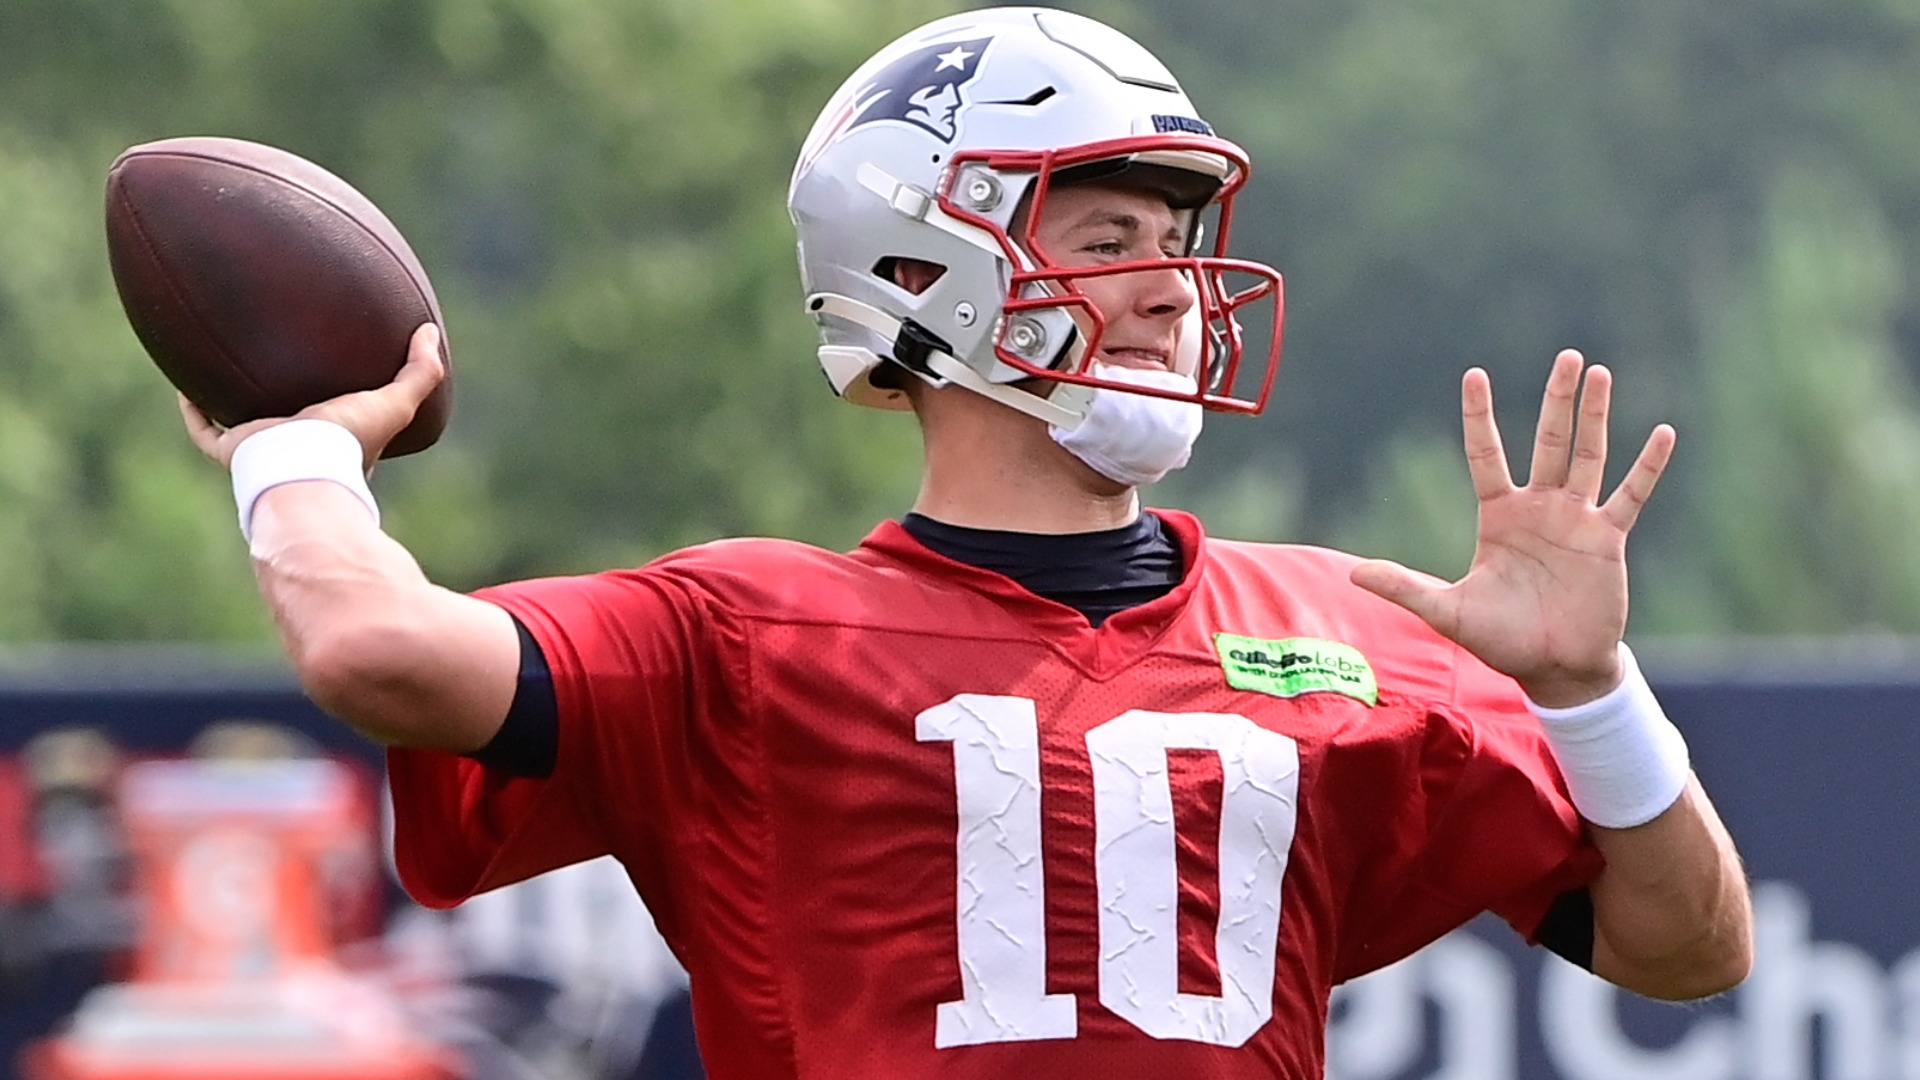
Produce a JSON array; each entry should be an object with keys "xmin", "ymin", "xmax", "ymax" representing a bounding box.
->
[{"xmin": 844, "ymin": 37, "xmax": 993, "ymax": 143}]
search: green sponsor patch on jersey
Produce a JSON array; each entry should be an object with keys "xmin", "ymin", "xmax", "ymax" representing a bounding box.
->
[{"xmin": 1213, "ymin": 633, "xmax": 1377, "ymax": 705}]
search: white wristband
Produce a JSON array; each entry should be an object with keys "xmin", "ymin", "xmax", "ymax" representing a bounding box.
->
[
  {"xmin": 229, "ymin": 419, "xmax": 380, "ymax": 544},
  {"xmin": 1525, "ymin": 642, "xmax": 1690, "ymax": 829}
]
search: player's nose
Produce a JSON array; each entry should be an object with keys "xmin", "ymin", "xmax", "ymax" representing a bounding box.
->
[{"xmin": 1130, "ymin": 263, "xmax": 1197, "ymax": 322}]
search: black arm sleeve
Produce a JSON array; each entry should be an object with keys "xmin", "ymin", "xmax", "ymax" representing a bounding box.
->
[
  {"xmin": 461, "ymin": 614, "xmax": 560, "ymax": 779},
  {"xmin": 1534, "ymin": 885, "xmax": 1597, "ymax": 971}
]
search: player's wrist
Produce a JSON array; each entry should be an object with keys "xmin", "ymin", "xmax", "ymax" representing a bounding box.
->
[
  {"xmin": 1516, "ymin": 654, "xmax": 1626, "ymax": 710},
  {"xmin": 229, "ymin": 419, "xmax": 380, "ymax": 545},
  {"xmin": 1524, "ymin": 641, "xmax": 1689, "ymax": 829}
]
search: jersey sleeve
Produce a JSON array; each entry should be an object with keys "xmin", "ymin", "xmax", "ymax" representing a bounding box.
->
[
  {"xmin": 386, "ymin": 566, "xmax": 712, "ymax": 933},
  {"xmin": 1333, "ymin": 655, "xmax": 1603, "ymax": 981}
]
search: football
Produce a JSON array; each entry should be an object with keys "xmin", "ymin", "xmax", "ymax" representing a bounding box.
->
[{"xmin": 105, "ymin": 136, "xmax": 451, "ymax": 458}]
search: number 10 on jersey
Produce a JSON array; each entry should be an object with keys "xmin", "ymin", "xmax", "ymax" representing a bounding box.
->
[{"xmin": 917, "ymin": 693, "xmax": 1301, "ymax": 1049}]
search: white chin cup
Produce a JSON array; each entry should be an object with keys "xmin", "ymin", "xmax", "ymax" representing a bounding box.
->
[{"xmin": 1048, "ymin": 364, "xmax": 1204, "ymax": 487}]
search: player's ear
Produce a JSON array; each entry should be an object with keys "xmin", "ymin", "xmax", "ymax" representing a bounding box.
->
[{"xmin": 877, "ymin": 256, "xmax": 946, "ymax": 295}]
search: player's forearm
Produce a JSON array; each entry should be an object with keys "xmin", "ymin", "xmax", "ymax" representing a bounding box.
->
[
  {"xmin": 249, "ymin": 481, "xmax": 517, "ymax": 751},
  {"xmin": 1587, "ymin": 776, "xmax": 1753, "ymax": 1000}
]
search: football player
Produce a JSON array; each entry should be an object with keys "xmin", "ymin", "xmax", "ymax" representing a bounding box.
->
[{"xmin": 181, "ymin": 8, "xmax": 1752, "ymax": 1077}]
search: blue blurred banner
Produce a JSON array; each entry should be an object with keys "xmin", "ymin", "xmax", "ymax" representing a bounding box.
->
[
  {"xmin": 5, "ymin": 652, "xmax": 1918, "ymax": 1080},
  {"xmin": 1328, "ymin": 669, "xmax": 1920, "ymax": 1080}
]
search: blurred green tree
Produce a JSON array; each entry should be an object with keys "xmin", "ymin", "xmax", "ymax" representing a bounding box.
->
[
  {"xmin": 1669, "ymin": 162, "xmax": 1920, "ymax": 632},
  {"xmin": 2, "ymin": 0, "xmax": 1919, "ymax": 641},
  {"xmin": 0, "ymin": 0, "xmax": 954, "ymax": 640}
]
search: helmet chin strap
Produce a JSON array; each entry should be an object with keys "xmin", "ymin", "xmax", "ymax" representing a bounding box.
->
[{"xmin": 808, "ymin": 293, "xmax": 1091, "ymax": 429}]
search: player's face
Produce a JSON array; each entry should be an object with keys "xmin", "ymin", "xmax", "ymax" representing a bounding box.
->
[{"xmin": 1027, "ymin": 183, "xmax": 1200, "ymax": 379}]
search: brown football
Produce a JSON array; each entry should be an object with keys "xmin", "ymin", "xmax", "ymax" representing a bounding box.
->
[{"xmin": 105, "ymin": 136, "xmax": 451, "ymax": 458}]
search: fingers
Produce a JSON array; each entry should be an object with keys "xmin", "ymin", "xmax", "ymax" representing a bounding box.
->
[
  {"xmin": 1565, "ymin": 363, "xmax": 1612, "ymax": 500},
  {"xmin": 1460, "ymin": 368, "xmax": 1514, "ymax": 501},
  {"xmin": 177, "ymin": 393, "xmax": 233, "ymax": 465},
  {"xmin": 1527, "ymin": 349, "xmax": 1583, "ymax": 488},
  {"xmin": 1350, "ymin": 558, "xmax": 1455, "ymax": 635},
  {"xmin": 1602, "ymin": 422, "xmax": 1676, "ymax": 532},
  {"xmin": 1522, "ymin": 349, "xmax": 1667, "ymax": 527},
  {"xmin": 294, "ymin": 322, "xmax": 444, "ymax": 447},
  {"xmin": 178, "ymin": 328, "xmax": 443, "ymax": 472},
  {"xmin": 178, "ymin": 392, "xmax": 216, "ymax": 443},
  {"xmin": 390, "ymin": 323, "xmax": 446, "ymax": 405}
]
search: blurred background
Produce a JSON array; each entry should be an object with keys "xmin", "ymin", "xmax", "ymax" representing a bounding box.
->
[
  {"xmin": 1, "ymin": 0, "xmax": 1918, "ymax": 1077},
  {"xmin": 3, "ymin": 0, "xmax": 1919, "ymax": 638}
]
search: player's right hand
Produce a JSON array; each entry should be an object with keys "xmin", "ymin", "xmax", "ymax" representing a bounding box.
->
[{"xmin": 180, "ymin": 323, "xmax": 447, "ymax": 471}]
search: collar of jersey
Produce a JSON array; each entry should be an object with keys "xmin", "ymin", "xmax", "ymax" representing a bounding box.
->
[{"xmin": 859, "ymin": 508, "xmax": 1210, "ymax": 676}]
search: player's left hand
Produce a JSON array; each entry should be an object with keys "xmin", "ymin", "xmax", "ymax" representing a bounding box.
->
[{"xmin": 1350, "ymin": 349, "xmax": 1675, "ymax": 708}]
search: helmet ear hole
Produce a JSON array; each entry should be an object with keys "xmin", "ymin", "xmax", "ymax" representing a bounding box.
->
[{"xmin": 873, "ymin": 256, "xmax": 947, "ymax": 295}]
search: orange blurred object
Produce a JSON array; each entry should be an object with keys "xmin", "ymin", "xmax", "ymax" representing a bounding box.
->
[{"xmin": 21, "ymin": 758, "xmax": 460, "ymax": 1080}]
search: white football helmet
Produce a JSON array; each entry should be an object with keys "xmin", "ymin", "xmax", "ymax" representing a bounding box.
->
[{"xmin": 789, "ymin": 6, "xmax": 1285, "ymax": 427}]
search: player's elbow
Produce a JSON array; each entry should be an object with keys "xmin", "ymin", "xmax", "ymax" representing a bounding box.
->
[
  {"xmin": 1629, "ymin": 938, "xmax": 1752, "ymax": 1002},
  {"xmin": 1705, "ymin": 935, "xmax": 1755, "ymax": 996},
  {"xmin": 1688, "ymin": 917, "xmax": 1755, "ymax": 998},
  {"xmin": 1602, "ymin": 907, "xmax": 1755, "ymax": 1001}
]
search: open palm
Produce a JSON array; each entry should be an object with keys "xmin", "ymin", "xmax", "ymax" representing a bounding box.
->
[{"xmin": 1351, "ymin": 350, "xmax": 1675, "ymax": 708}]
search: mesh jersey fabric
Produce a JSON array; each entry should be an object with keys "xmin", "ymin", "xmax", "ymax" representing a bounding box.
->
[
  {"xmin": 469, "ymin": 510, "xmax": 1184, "ymax": 778},
  {"xmin": 387, "ymin": 509, "xmax": 1601, "ymax": 1080}
]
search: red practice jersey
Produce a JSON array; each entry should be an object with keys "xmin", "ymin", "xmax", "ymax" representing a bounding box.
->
[{"xmin": 389, "ymin": 510, "xmax": 1601, "ymax": 1079}]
